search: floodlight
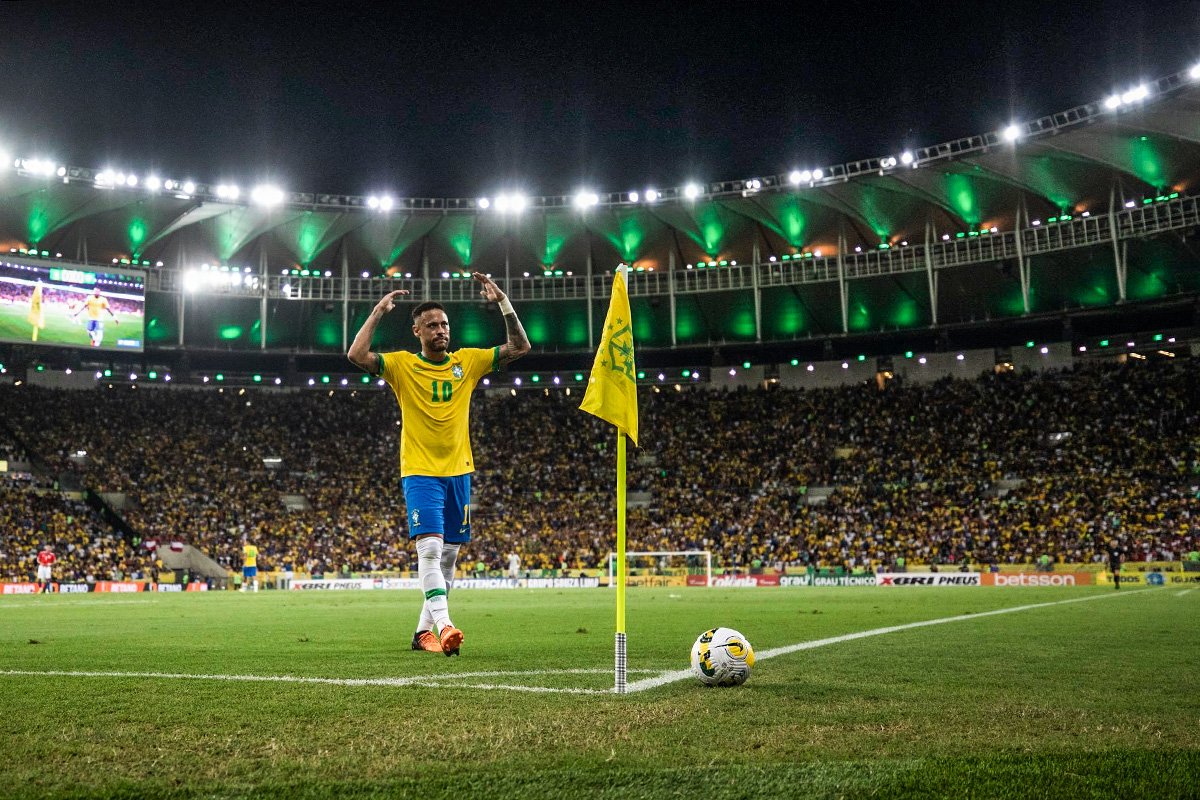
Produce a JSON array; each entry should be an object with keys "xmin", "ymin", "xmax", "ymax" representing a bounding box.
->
[
  {"xmin": 628, "ymin": 191, "xmax": 639, "ymax": 202},
  {"xmin": 574, "ymin": 190, "xmax": 599, "ymax": 208},
  {"xmin": 1104, "ymin": 94, "xmax": 1122, "ymax": 110},
  {"xmin": 182, "ymin": 181, "xmax": 196, "ymax": 194},
  {"xmin": 378, "ymin": 195, "xmax": 394, "ymax": 211},
  {"xmin": 508, "ymin": 193, "xmax": 528, "ymax": 213},
  {"xmin": 1002, "ymin": 124, "xmax": 1021, "ymax": 142},
  {"xmin": 811, "ymin": 168, "xmax": 824, "ymax": 179},
  {"xmin": 684, "ymin": 183, "xmax": 700, "ymax": 200},
  {"xmin": 361, "ymin": 271, "xmax": 370, "ymax": 278},
  {"xmin": 644, "ymin": 188, "xmax": 658, "ymax": 202},
  {"xmin": 367, "ymin": 196, "xmax": 380, "ymax": 209},
  {"xmin": 477, "ymin": 197, "xmax": 491, "ymax": 209},
  {"xmin": 126, "ymin": 174, "xmax": 139, "ymax": 187},
  {"xmin": 899, "ymin": 151, "xmax": 914, "ymax": 165},
  {"xmin": 1191, "ymin": 63, "xmax": 1200, "ymax": 80},
  {"xmin": 1121, "ymin": 84, "xmax": 1149, "ymax": 104},
  {"xmin": 216, "ymin": 184, "xmax": 240, "ymax": 200},
  {"xmin": 252, "ymin": 185, "xmax": 284, "ymax": 207},
  {"xmin": 144, "ymin": 175, "xmax": 162, "ymax": 191},
  {"xmin": 745, "ymin": 178, "xmax": 761, "ymax": 190},
  {"xmin": 788, "ymin": 170, "xmax": 802, "ymax": 185}
]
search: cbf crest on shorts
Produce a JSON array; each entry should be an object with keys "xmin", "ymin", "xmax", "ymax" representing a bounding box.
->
[
  {"xmin": 410, "ymin": 509, "xmax": 421, "ymax": 529},
  {"xmin": 452, "ymin": 364, "xmax": 464, "ymax": 379}
]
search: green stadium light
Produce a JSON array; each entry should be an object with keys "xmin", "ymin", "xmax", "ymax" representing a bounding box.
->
[
  {"xmin": 742, "ymin": 361, "xmax": 751, "ymax": 369},
  {"xmin": 857, "ymin": 355, "xmax": 866, "ymax": 362},
  {"xmin": 215, "ymin": 374, "xmax": 224, "ymax": 382},
  {"xmin": 955, "ymin": 232, "xmax": 965, "ymax": 239},
  {"xmin": 636, "ymin": 371, "xmax": 645, "ymax": 380},
  {"xmin": 1143, "ymin": 198, "xmax": 1153, "ymax": 205},
  {"xmin": 789, "ymin": 359, "xmax": 799, "ymax": 367},
  {"xmin": 1026, "ymin": 341, "xmax": 1035, "ymax": 348},
  {"xmin": 361, "ymin": 375, "xmax": 370, "ymax": 383},
  {"xmin": 103, "ymin": 369, "xmax": 112, "ymax": 377},
  {"xmin": 148, "ymin": 371, "xmax": 157, "ymax": 380},
  {"xmin": 905, "ymin": 351, "xmax": 914, "ymax": 358},
  {"xmin": 40, "ymin": 250, "xmax": 49, "ymax": 257},
  {"xmin": 531, "ymin": 375, "xmax": 540, "ymax": 383},
  {"xmin": 253, "ymin": 375, "xmax": 262, "ymax": 383},
  {"xmin": 1169, "ymin": 192, "xmax": 1179, "ymax": 199},
  {"xmin": 321, "ymin": 376, "xmax": 330, "ymax": 384},
  {"xmin": 718, "ymin": 260, "xmax": 728, "ymax": 266},
  {"xmin": 682, "ymin": 369, "xmax": 692, "ymax": 377},
  {"xmin": 1100, "ymin": 340, "xmax": 1110, "ymax": 347},
  {"xmin": 574, "ymin": 373, "xmax": 584, "ymax": 381},
  {"xmin": 780, "ymin": 254, "xmax": 791, "ymax": 261},
  {"xmin": 35, "ymin": 364, "xmax": 45, "ymax": 372},
  {"xmin": 1153, "ymin": 334, "xmax": 1163, "ymax": 342}
]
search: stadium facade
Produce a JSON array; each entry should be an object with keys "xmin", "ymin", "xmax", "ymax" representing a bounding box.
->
[{"xmin": 1, "ymin": 66, "xmax": 1198, "ymax": 382}]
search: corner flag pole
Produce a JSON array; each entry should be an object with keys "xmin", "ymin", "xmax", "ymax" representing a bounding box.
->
[
  {"xmin": 615, "ymin": 432, "xmax": 628, "ymax": 693},
  {"xmin": 577, "ymin": 261, "xmax": 638, "ymax": 695}
]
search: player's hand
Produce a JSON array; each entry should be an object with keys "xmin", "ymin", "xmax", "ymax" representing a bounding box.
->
[
  {"xmin": 372, "ymin": 290, "xmax": 410, "ymax": 316},
  {"xmin": 472, "ymin": 272, "xmax": 506, "ymax": 303}
]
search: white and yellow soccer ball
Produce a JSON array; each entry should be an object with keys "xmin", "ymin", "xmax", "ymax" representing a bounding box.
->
[{"xmin": 690, "ymin": 627, "xmax": 754, "ymax": 687}]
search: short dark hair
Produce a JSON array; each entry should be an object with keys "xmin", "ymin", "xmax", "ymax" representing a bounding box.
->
[{"xmin": 411, "ymin": 301, "xmax": 445, "ymax": 322}]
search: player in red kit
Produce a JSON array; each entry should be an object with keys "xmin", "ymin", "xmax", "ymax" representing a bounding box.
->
[{"xmin": 36, "ymin": 547, "xmax": 56, "ymax": 593}]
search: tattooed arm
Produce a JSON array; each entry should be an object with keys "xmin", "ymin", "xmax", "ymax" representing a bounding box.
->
[{"xmin": 472, "ymin": 272, "xmax": 531, "ymax": 367}]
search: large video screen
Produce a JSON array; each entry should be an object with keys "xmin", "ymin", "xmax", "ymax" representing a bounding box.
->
[{"xmin": 0, "ymin": 261, "xmax": 145, "ymax": 352}]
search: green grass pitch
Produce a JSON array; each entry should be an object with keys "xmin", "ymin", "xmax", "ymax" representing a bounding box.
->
[
  {"xmin": 0, "ymin": 302, "xmax": 142, "ymax": 351},
  {"xmin": 0, "ymin": 586, "xmax": 1196, "ymax": 799}
]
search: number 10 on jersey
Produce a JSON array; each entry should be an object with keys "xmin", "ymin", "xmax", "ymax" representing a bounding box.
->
[{"xmin": 431, "ymin": 380, "xmax": 452, "ymax": 402}]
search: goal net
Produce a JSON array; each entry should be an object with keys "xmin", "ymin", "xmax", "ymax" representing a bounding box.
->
[{"xmin": 605, "ymin": 550, "xmax": 712, "ymax": 587}]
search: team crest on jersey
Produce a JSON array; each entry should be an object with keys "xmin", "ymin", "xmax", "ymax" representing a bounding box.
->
[{"xmin": 452, "ymin": 364, "xmax": 464, "ymax": 379}]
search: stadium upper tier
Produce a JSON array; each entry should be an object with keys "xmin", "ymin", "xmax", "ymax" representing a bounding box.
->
[{"xmin": 2, "ymin": 67, "xmax": 1200, "ymax": 352}]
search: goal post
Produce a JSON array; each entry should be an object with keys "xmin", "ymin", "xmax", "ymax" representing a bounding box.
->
[{"xmin": 606, "ymin": 550, "xmax": 712, "ymax": 587}]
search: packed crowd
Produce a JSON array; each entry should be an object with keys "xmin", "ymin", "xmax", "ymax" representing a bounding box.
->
[
  {"xmin": 1, "ymin": 357, "xmax": 1197, "ymax": 578},
  {"xmin": 0, "ymin": 483, "xmax": 154, "ymax": 582}
]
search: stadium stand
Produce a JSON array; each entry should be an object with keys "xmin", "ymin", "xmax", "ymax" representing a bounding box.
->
[{"xmin": 1, "ymin": 357, "xmax": 1197, "ymax": 580}]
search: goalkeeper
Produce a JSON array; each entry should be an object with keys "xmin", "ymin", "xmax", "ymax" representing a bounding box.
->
[{"xmin": 348, "ymin": 273, "xmax": 530, "ymax": 656}]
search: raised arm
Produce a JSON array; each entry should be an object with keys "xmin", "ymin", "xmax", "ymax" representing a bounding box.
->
[
  {"xmin": 473, "ymin": 272, "xmax": 530, "ymax": 367},
  {"xmin": 347, "ymin": 289, "xmax": 410, "ymax": 374}
]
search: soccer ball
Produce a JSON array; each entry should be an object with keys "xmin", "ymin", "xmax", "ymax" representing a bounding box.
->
[{"xmin": 690, "ymin": 627, "xmax": 754, "ymax": 687}]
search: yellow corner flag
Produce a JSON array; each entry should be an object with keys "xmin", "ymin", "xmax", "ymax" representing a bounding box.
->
[
  {"xmin": 579, "ymin": 263, "xmax": 639, "ymax": 694},
  {"xmin": 580, "ymin": 264, "xmax": 638, "ymax": 446}
]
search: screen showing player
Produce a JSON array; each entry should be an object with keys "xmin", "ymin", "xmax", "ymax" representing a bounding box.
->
[{"xmin": 0, "ymin": 260, "xmax": 145, "ymax": 352}]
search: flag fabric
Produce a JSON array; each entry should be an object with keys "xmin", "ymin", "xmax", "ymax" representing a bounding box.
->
[{"xmin": 580, "ymin": 265, "xmax": 638, "ymax": 446}]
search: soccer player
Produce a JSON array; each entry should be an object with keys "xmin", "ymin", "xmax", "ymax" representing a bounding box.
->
[
  {"xmin": 242, "ymin": 539, "xmax": 259, "ymax": 592},
  {"xmin": 1106, "ymin": 538, "xmax": 1123, "ymax": 591},
  {"xmin": 27, "ymin": 279, "xmax": 45, "ymax": 342},
  {"xmin": 71, "ymin": 287, "xmax": 119, "ymax": 347},
  {"xmin": 347, "ymin": 273, "xmax": 530, "ymax": 656},
  {"xmin": 36, "ymin": 545, "xmax": 56, "ymax": 593}
]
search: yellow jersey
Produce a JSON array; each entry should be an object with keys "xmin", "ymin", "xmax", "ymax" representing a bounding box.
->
[
  {"xmin": 82, "ymin": 294, "xmax": 110, "ymax": 320},
  {"xmin": 379, "ymin": 347, "xmax": 498, "ymax": 477},
  {"xmin": 242, "ymin": 544, "xmax": 258, "ymax": 568}
]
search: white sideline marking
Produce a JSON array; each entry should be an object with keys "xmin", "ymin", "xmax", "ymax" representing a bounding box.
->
[
  {"xmin": 622, "ymin": 589, "xmax": 1147, "ymax": 694},
  {"xmin": 1178, "ymin": 589, "xmax": 1195, "ymax": 597},
  {"xmin": 0, "ymin": 668, "xmax": 657, "ymax": 695},
  {"xmin": 0, "ymin": 590, "xmax": 1146, "ymax": 695}
]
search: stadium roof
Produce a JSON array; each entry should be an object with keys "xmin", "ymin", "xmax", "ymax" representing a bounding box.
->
[{"xmin": 2, "ymin": 68, "xmax": 1198, "ymax": 277}]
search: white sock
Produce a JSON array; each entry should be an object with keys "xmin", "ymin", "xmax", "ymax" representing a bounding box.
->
[
  {"xmin": 441, "ymin": 543, "xmax": 460, "ymax": 591},
  {"xmin": 417, "ymin": 543, "xmax": 460, "ymax": 633},
  {"xmin": 416, "ymin": 536, "xmax": 452, "ymax": 631}
]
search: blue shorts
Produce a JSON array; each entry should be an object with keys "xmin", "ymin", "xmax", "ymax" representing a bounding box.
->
[
  {"xmin": 86, "ymin": 320, "xmax": 102, "ymax": 333},
  {"xmin": 243, "ymin": 566, "xmax": 257, "ymax": 578},
  {"xmin": 402, "ymin": 475, "xmax": 472, "ymax": 543}
]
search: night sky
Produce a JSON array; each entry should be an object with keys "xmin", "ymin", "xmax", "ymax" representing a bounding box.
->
[{"xmin": 2, "ymin": 2, "xmax": 1197, "ymax": 198}]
